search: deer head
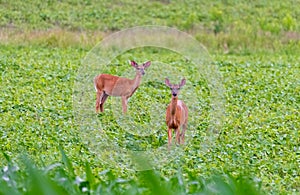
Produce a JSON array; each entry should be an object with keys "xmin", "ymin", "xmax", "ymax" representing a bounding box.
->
[
  {"xmin": 165, "ymin": 78, "xmax": 186, "ymax": 97},
  {"xmin": 131, "ymin": 60, "xmax": 151, "ymax": 76}
]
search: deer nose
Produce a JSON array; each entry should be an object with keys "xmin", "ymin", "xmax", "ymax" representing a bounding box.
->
[{"xmin": 172, "ymin": 93, "xmax": 177, "ymax": 96}]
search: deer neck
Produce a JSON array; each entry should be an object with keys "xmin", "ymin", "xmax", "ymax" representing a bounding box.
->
[
  {"xmin": 131, "ymin": 72, "xmax": 142, "ymax": 90},
  {"xmin": 170, "ymin": 96, "xmax": 178, "ymax": 115}
]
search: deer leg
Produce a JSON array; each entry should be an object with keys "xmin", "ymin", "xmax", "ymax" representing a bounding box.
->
[
  {"xmin": 168, "ymin": 128, "xmax": 172, "ymax": 149},
  {"xmin": 121, "ymin": 96, "xmax": 128, "ymax": 113},
  {"xmin": 95, "ymin": 91, "xmax": 103, "ymax": 113},
  {"xmin": 175, "ymin": 128, "xmax": 180, "ymax": 145},
  {"xmin": 181, "ymin": 123, "xmax": 187, "ymax": 145},
  {"xmin": 100, "ymin": 93, "xmax": 108, "ymax": 112}
]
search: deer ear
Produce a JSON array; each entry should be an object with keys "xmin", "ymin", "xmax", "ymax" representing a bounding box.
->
[
  {"xmin": 165, "ymin": 78, "xmax": 171, "ymax": 87},
  {"xmin": 180, "ymin": 78, "xmax": 186, "ymax": 87},
  {"xmin": 130, "ymin": 60, "xmax": 138, "ymax": 67},
  {"xmin": 143, "ymin": 61, "xmax": 151, "ymax": 68}
]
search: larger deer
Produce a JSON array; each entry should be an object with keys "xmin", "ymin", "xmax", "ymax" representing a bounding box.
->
[
  {"xmin": 94, "ymin": 60, "xmax": 151, "ymax": 113},
  {"xmin": 165, "ymin": 78, "xmax": 188, "ymax": 148}
]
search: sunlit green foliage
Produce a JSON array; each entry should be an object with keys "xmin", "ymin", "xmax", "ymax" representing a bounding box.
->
[{"xmin": 0, "ymin": 0, "xmax": 299, "ymax": 194}]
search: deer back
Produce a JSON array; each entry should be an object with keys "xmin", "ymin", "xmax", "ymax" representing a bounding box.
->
[{"xmin": 95, "ymin": 74, "xmax": 139, "ymax": 97}]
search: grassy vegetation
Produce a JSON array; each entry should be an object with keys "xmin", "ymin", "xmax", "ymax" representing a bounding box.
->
[
  {"xmin": 1, "ymin": 0, "xmax": 300, "ymax": 53},
  {"xmin": 0, "ymin": 0, "xmax": 299, "ymax": 194}
]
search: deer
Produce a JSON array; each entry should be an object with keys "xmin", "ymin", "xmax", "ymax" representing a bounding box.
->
[
  {"xmin": 94, "ymin": 60, "xmax": 151, "ymax": 113},
  {"xmin": 165, "ymin": 78, "xmax": 188, "ymax": 148}
]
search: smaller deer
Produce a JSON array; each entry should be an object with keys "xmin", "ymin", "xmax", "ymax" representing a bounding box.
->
[
  {"xmin": 94, "ymin": 60, "xmax": 151, "ymax": 113},
  {"xmin": 165, "ymin": 78, "xmax": 188, "ymax": 148}
]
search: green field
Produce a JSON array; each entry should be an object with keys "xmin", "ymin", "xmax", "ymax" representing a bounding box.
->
[{"xmin": 0, "ymin": 0, "xmax": 299, "ymax": 194}]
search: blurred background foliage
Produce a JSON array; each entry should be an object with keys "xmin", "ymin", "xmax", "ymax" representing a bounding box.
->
[{"xmin": 0, "ymin": 0, "xmax": 299, "ymax": 194}]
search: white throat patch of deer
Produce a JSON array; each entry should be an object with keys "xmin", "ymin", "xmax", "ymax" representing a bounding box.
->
[
  {"xmin": 94, "ymin": 60, "xmax": 151, "ymax": 113},
  {"xmin": 165, "ymin": 78, "xmax": 188, "ymax": 148}
]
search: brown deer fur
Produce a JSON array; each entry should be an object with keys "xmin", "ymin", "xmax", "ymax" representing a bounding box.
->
[
  {"xmin": 94, "ymin": 61, "xmax": 151, "ymax": 113},
  {"xmin": 165, "ymin": 78, "xmax": 188, "ymax": 147}
]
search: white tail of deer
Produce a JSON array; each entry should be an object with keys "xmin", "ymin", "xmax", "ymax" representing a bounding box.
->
[
  {"xmin": 165, "ymin": 78, "xmax": 188, "ymax": 148},
  {"xmin": 94, "ymin": 60, "xmax": 151, "ymax": 113}
]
